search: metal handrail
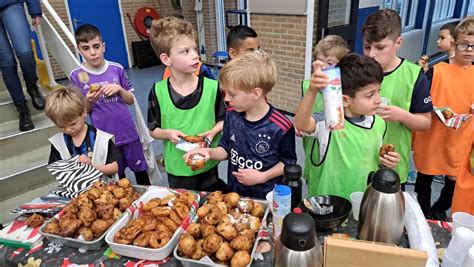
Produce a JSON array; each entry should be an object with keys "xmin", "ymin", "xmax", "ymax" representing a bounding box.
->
[{"xmin": 40, "ymin": 0, "xmax": 76, "ymax": 48}]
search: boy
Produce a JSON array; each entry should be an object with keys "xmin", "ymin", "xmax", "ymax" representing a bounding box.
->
[
  {"xmin": 147, "ymin": 16, "xmax": 227, "ymax": 191},
  {"xmin": 300, "ymin": 35, "xmax": 350, "ymax": 180},
  {"xmin": 227, "ymin": 25, "xmax": 260, "ymax": 59},
  {"xmin": 69, "ymin": 24, "xmax": 150, "ymax": 185},
  {"xmin": 418, "ymin": 21, "xmax": 459, "ymax": 72},
  {"xmin": 362, "ymin": 9, "xmax": 432, "ymax": 188},
  {"xmin": 184, "ymin": 50, "xmax": 297, "ymax": 199},
  {"xmin": 413, "ymin": 16, "xmax": 474, "ymax": 220},
  {"xmin": 45, "ymin": 86, "xmax": 119, "ymax": 177},
  {"xmin": 295, "ymin": 53, "xmax": 400, "ymax": 200}
]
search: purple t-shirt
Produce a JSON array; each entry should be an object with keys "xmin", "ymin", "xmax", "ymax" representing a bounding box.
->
[{"xmin": 70, "ymin": 60, "xmax": 139, "ymax": 146}]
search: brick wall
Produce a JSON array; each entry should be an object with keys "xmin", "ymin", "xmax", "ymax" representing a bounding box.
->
[
  {"xmin": 328, "ymin": 0, "xmax": 349, "ymax": 27},
  {"xmin": 251, "ymin": 15, "xmax": 308, "ymax": 113}
]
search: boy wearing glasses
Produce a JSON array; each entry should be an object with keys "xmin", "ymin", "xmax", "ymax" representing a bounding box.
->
[{"xmin": 413, "ymin": 16, "xmax": 474, "ymax": 220}]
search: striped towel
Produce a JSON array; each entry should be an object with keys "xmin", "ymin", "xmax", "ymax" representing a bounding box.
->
[{"xmin": 47, "ymin": 155, "xmax": 103, "ymax": 198}]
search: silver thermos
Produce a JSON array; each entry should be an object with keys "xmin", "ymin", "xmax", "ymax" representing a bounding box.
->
[
  {"xmin": 275, "ymin": 209, "xmax": 323, "ymax": 267},
  {"xmin": 358, "ymin": 168, "xmax": 405, "ymax": 245}
]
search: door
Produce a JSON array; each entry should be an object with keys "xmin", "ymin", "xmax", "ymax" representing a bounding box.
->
[
  {"xmin": 67, "ymin": 0, "xmax": 129, "ymax": 68},
  {"xmin": 317, "ymin": 0, "xmax": 359, "ymax": 51}
]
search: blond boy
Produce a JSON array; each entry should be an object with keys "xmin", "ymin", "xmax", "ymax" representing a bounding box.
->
[
  {"xmin": 45, "ymin": 86, "xmax": 119, "ymax": 176},
  {"xmin": 185, "ymin": 51, "xmax": 297, "ymax": 199}
]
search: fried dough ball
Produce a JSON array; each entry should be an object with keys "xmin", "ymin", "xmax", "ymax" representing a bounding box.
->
[
  {"xmin": 78, "ymin": 227, "xmax": 94, "ymax": 241},
  {"xmin": 151, "ymin": 206, "xmax": 171, "ymax": 217},
  {"xmin": 142, "ymin": 198, "xmax": 162, "ymax": 212},
  {"xmin": 179, "ymin": 233, "xmax": 197, "ymax": 257},
  {"xmin": 26, "ymin": 213, "xmax": 44, "ymax": 227},
  {"xmin": 140, "ymin": 215, "xmax": 158, "ymax": 232},
  {"xmin": 63, "ymin": 202, "xmax": 79, "ymax": 214},
  {"xmin": 236, "ymin": 222, "xmax": 250, "ymax": 232},
  {"xmin": 186, "ymin": 223, "xmax": 201, "ymax": 239},
  {"xmin": 203, "ymin": 206, "xmax": 223, "ymax": 225},
  {"xmin": 203, "ymin": 233, "xmax": 223, "ymax": 254},
  {"xmin": 217, "ymin": 222, "xmax": 238, "ymax": 241},
  {"xmin": 250, "ymin": 202, "xmax": 265, "ymax": 218},
  {"xmin": 231, "ymin": 250, "xmax": 251, "ymax": 267},
  {"xmin": 238, "ymin": 199, "xmax": 254, "ymax": 213},
  {"xmin": 90, "ymin": 219, "xmax": 110, "ymax": 237},
  {"xmin": 60, "ymin": 218, "xmax": 82, "ymax": 237},
  {"xmin": 158, "ymin": 216, "xmax": 179, "ymax": 233},
  {"xmin": 179, "ymin": 191, "xmax": 196, "ymax": 206},
  {"xmin": 92, "ymin": 180, "xmax": 105, "ymax": 190},
  {"xmin": 379, "ymin": 144, "xmax": 396, "ymax": 157},
  {"xmin": 169, "ymin": 209, "xmax": 182, "ymax": 226},
  {"xmin": 78, "ymin": 207, "xmax": 97, "ymax": 227},
  {"xmin": 118, "ymin": 197, "xmax": 133, "ymax": 212},
  {"xmin": 113, "ymin": 208, "xmax": 123, "ymax": 220},
  {"xmin": 132, "ymin": 231, "xmax": 153, "ymax": 247},
  {"xmin": 186, "ymin": 156, "xmax": 206, "ymax": 171},
  {"xmin": 96, "ymin": 203, "xmax": 115, "ymax": 220},
  {"xmin": 173, "ymin": 201, "xmax": 190, "ymax": 220},
  {"xmin": 230, "ymin": 234, "xmax": 253, "ymax": 251},
  {"xmin": 207, "ymin": 191, "xmax": 224, "ymax": 204},
  {"xmin": 112, "ymin": 187, "xmax": 126, "ymax": 199},
  {"xmin": 44, "ymin": 219, "xmax": 61, "ymax": 235},
  {"xmin": 216, "ymin": 201, "xmax": 228, "ymax": 215},
  {"xmin": 77, "ymin": 194, "xmax": 94, "ymax": 209},
  {"xmin": 89, "ymin": 83, "xmax": 101, "ymax": 93},
  {"xmin": 197, "ymin": 203, "xmax": 214, "ymax": 219},
  {"xmin": 149, "ymin": 230, "xmax": 171, "ymax": 248},
  {"xmin": 117, "ymin": 178, "xmax": 131, "ymax": 188},
  {"xmin": 182, "ymin": 135, "xmax": 206, "ymax": 143},
  {"xmin": 192, "ymin": 239, "xmax": 207, "ymax": 260},
  {"xmin": 216, "ymin": 241, "xmax": 235, "ymax": 262},
  {"xmin": 224, "ymin": 192, "xmax": 241, "ymax": 208},
  {"xmin": 222, "ymin": 214, "xmax": 232, "ymax": 225},
  {"xmin": 248, "ymin": 216, "xmax": 261, "ymax": 232},
  {"xmin": 200, "ymin": 223, "xmax": 216, "ymax": 237},
  {"xmin": 240, "ymin": 229, "xmax": 256, "ymax": 243},
  {"xmin": 160, "ymin": 193, "xmax": 177, "ymax": 206},
  {"xmin": 156, "ymin": 223, "xmax": 172, "ymax": 235},
  {"xmin": 87, "ymin": 187, "xmax": 101, "ymax": 200},
  {"xmin": 61, "ymin": 212, "xmax": 78, "ymax": 220}
]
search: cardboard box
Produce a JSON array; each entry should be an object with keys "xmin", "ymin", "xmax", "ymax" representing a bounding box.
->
[{"xmin": 324, "ymin": 236, "xmax": 428, "ymax": 267}]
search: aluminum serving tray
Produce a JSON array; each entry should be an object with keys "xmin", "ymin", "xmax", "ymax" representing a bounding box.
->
[
  {"xmin": 39, "ymin": 185, "xmax": 148, "ymax": 251},
  {"xmin": 173, "ymin": 197, "xmax": 270, "ymax": 267},
  {"xmin": 105, "ymin": 186, "xmax": 200, "ymax": 261}
]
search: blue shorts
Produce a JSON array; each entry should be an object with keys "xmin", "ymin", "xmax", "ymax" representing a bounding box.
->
[{"xmin": 116, "ymin": 139, "xmax": 147, "ymax": 176}]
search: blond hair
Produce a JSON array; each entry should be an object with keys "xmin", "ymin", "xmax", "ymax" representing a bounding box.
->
[
  {"xmin": 219, "ymin": 50, "xmax": 277, "ymax": 95},
  {"xmin": 454, "ymin": 16, "xmax": 474, "ymax": 41},
  {"xmin": 149, "ymin": 16, "xmax": 196, "ymax": 56},
  {"xmin": 314, "ymin": 35, "xmax": 350, "ymax": 60},
  {"xmin": 45, "ymin": 85, "xmax": 85, "ymax": 126}
]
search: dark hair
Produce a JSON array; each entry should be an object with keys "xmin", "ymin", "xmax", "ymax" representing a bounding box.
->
[
  {"xmin": 361, "ymin": 9, "xmax": 401, "ymax": 43},
  {"xmin": 226, "ymin": 25, "xmax": 258, "ymax": 49},
  {"xmin": 75, "ymin": 24, "xmax": 102, "ymax": 45},
  {"xmin": 338, "ymin": 53, "xmax": 383, "ymax": 98},
  {"xmin": 440, "ymin": 21, "xmax": 459, "ymax": 37}
]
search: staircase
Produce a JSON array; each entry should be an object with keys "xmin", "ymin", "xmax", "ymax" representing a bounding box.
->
[
  {"xmin": 0, "ymin": 0, "xmax": 80, "ymax": 224},
  {"xmin": 0, "ymin": 74, "xmax": 57, "ymax": 224}
]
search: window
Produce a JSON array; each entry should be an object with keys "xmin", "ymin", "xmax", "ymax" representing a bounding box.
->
[
  {"xmin": 433, "ymin": 0, "xmax": 456, "ymax": 22},
  {"xmin": 382, "ymin": 0, "xmax": 419, "ymax": 30},
  {"xmin": 469, "ymin": 0, "xmax": 474, "ymax": 14}
]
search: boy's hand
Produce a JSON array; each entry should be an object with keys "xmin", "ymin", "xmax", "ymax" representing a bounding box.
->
[
  {"xmin": 309, "ymin": 60, "xmax": 329, "ymax": 92},
  {"xmin": 78, "ymin": 155, "xmax": 92, "ymax": 165},
  {"xmin": 167, "ymin": 129, "xmax": 185, "ymax": 144},
  {"xmin": 380, "ymin": 151, "xmax": 400, "ymax": 169},
  {"xmin": 198, "ymin": 130, "xmax": 216, "ymax": 142},
  {"xmin": 295, "ymin": 128, "xmax": 304, "ymax": 137},
  {"xmin": 377, "ymin": 105, "xmax": 406, "ymax": 122},
  {"xmin": 233, "ymin": 168, "xmax": 267, "ymax": 186},
  {"xmin": 417, "ymin": 55, "xmax": 429, "ymax": 72},
  {"xmin": 183, "ymin": 148, "xmax": 210, "ymax": 162},
  {"xmin": 85, "ymin": 89, "xmax": 101, "ymax": 103},
  {"xmin": 101, "ymin": 83, "xmax": 123, "ymax": 97}
]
